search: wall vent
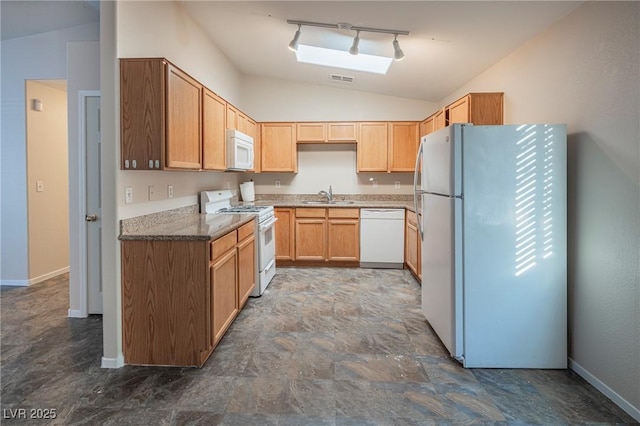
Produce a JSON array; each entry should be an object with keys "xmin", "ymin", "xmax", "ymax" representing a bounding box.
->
[{"xmin": 330, "ymin": 73, "xmax": 355, "ymax": 84}]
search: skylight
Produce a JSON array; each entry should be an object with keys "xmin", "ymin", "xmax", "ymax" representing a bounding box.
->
[{"xmin": 295, "ymin": 44, "xmax": 393, "ymax": 75}]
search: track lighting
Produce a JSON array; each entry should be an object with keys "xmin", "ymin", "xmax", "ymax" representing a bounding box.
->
[
  {"xmin": 288, "ymin": 24, "xmax": 301, "ymax": 51},
  {"xmin": 393, "ymin": 35, "xmax": 405, "ymax": 61},
  {"xmin": 287, "ymin": 19, "xmax": 409, "ymax": 60},
  {"xmin": 349, "ymin": 30, "xmax": 360, "ymax": 55}
]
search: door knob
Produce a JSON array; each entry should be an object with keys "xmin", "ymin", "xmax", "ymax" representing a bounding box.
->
[{"xmin": 85, "ymin": 214, "xmax": 98, "ymax": 222}]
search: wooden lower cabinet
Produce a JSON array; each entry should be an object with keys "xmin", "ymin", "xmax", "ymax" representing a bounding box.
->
[
  {"xmin": 210, "ymin": 232, "xmax": 238, "ymax": 346},
  {"xmin": 121, "ymin": 219, "xmax": 256, "ymax": 367},
  {"xmin": 237, "ymin": 221, "xmax": 256, "ymax": 309},
  {"xmin": 282, "ymin": 208, "xmax": 360, "ymax": 264},
  {"xmin": 405, "ymin": 210, "xmax": 421, "ymax": 280},
  {"xmin": 275, "ymin": 208, "xmax": 295, "ymax": 261},
  {"xmin": 295, "ymin": 208, "xmax": 327, "ymax": 260},
  {"xmin": 327, "ymin": 209, "xmax": 360, "ymax": 261},
  {"xmin": 122, "ymin": 239, "xmax": 210, "ymax": 367}
]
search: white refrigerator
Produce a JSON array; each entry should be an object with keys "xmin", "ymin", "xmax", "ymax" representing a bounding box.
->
[{"xmin": 414, "ymin": 124, "xmax": 567, "ymax": 368}]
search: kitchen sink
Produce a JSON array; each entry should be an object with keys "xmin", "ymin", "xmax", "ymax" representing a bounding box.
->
[{"xmin": 301, "ymin": 200, "xmax": 355, "ymax": 205}]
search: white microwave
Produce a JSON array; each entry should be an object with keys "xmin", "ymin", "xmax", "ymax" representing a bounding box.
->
[{"xmin": 226, "ymin": 129, "xmax": 254, "ymax": 171}]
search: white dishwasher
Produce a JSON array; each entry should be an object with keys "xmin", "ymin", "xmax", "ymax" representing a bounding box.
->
[{"xmin": 360, "ymin": 208, "xmax": 405, "ymax": 269}]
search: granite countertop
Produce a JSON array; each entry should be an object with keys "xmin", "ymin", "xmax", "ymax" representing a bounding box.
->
[
  {"xmin": 119, "ymin": 206, "xmax": 255, "ymax": 241},
  {"xmin": 245, "ymin": 194, "xmax": 418, "ymax": 212},
  {"xmin": 119, "ymin": 195, "xmax": 419, "ymax": 241}
]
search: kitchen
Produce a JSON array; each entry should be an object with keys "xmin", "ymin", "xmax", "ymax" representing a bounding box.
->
[{"xmin": 1, "ymin": 0, "xmax": 638, "ymax": 423}]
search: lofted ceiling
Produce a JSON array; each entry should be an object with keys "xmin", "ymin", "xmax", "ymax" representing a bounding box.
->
[
  {"xmin": 178, "ymin": 1, "xmax": 582, "ymax": 102},
  {"xmin": 1, "ymin": 1, "xmax": 582, "ymax": 103}
]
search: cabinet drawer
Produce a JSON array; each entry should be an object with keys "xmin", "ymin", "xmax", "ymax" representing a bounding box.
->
[
  {"xmin": 211, "ymin": 231, "xmax": 237, "ymax": 261},
  {"xmin": 237, "ymin": 220, "xmax": 255, "ymax": 241},
  {"xmin": 296, "ymin": 208, "xmax": 326, "ymax": 218},
  {"xmin": 328, "ymin": 208, "xmax": 360, "ymax": 219}
]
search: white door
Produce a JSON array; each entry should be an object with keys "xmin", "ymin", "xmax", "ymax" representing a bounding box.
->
[{"xmin": 85, "ymin": 96, "xmax": 102, "ymax": 314}]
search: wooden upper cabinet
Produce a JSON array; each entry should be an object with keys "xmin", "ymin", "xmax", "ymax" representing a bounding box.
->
[
  {"xmin": 202, "ymin": 88, "xmax": 226, "ymax": 171},
  {"xmin": 388, "ymin": 122, "xmax": 419, "ymax": 172},
  {"xmin": 434, "ymin": 109, "xmax": 446, "ymax": 132},
  {"xmin": 226, "ymin": 104, "xmax": 238, "ymax": 130},
  {"xmin": 297, "ymin": 122, "xmax": 327, "ymax": 143},
  {"xmin": 246, "ymin": 118, "xmax": 260, "ymax": 173},
  {"xmin": 296, "ymin": 122, "xmax": 358, "ymax": 143},
  {"xmin": 327, "ymin": 122, "xmax": 357, "ymax": 142},
  {"xmin": 261, "ymin": 122, "xmax": 297, "ymax": 172},
  {"xmin": 419, "ymin": 116, "xmax": 434, "ymax": 138},
  {"xmin": 357, "ymin": 122, "xmax": 388, "ymax": 172},
  {"xmin": 447, "ymin": 93, "xmax": 503, "ymax": 126},
  {"xmin": 120, "ymin": 58, "xmax": 165, "ymax": 170},
  {"xmin": 165, "ymin": 64, "xmax": 202, "ymax": 169}
]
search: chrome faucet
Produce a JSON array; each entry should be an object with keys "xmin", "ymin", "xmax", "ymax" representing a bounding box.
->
[{"xmin": 318, "ymin": 185, "xmax": 333, "ymax": 202}]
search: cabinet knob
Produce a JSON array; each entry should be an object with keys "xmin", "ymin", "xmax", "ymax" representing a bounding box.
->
[
  {"xmin": 125, "ymin": 160, "xmax": 129, "ymax": 169},
  {"xmin": 132, "ymin": 160, "xmax": 137, "ymax": 169}
]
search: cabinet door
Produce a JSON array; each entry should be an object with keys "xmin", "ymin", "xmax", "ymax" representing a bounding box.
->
[
  {"xmin": 237, "ymin": 233, "xmax": 256, "ymax": 309},
  {"xmin": 275, "ymin": 208, "xmax": 295, "ymax": 261},
  {"xmin": 420, "ymin": 116, "xmax": 435, "ymax": 137},
  {"xmin": 357, "ymin": 122, "xmax": 388, "ymax": 172},
  {"xmin": 247, "ymin": 118, "xmax": 260, "ymax": 173},
  {"xmin": 202, "ymin": 88, "xmax": 226, "ymax": 171},
  {"xmin": 327, "ymin": 122, "xmax": 357, "ymax": 142},
  {"xmin": 211, "ymin": 248, "xmax": 238, "ymax": 346},
  {"xmin": 434, "ymin": 109, "xmax": 446, "ymax": 131},
  {"xmin": 405, "ymin": 213, "xmax": 419, "ymax": 277},
  {"xmin": 327, "ymin": 219, "xmax": 359, "ymax": 261},
  {"xmin": 237, "ymin": 111, "xmax": 250, "ymax": 135},
  {"xmin": 448, "ymin": 96, "xmax": 470, "ymax": 124},
  {"xmin": 226, "ymin": 104, "xmax": 238, "ymax": 130},
  {"xmin": 297, "ymin": 122, "xmax": 327, "ymax": 143},
  {"xmin": 388, "ymin": 122, "xmax": 419, "ymax": 172},
  {"xmin": 467, "ymin": 92, "xmax": 504, "ymax": 125},
  {"xmin": 261, "ymin": 123, "xmax": 297, "ymax": 172},
  {"xmin": 295, "ymin": 219, "xmax": 326, "ymax": 260},
  {"xmin": 120, "ymin": 59, "xmax": 164, "ymax": 170},
  {"xmin": 166, "ymin": 64, "xmax": 202, "ymax": 169}
]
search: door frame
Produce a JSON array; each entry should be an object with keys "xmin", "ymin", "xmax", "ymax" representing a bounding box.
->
[{"xmin": 72, "ymin": 90, "xmax": 101, "ymax": 318}]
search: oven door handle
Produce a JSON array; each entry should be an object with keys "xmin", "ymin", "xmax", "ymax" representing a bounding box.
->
[{"xmin": 259, "ymin": 216, "xmax": 278, "ymax": 232}]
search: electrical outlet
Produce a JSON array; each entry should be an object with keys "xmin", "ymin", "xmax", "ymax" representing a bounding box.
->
[
  {"xmin": 36, "ymin": 180, "xmax": 44, "ymax": 192},
  {"xmin": 275, "ymin": 180, "xmax": 281, "ymax": 188},
  {"xmin": 125, "ymin": 187, "xmax": 133, "ymax": 204},
  {"xmin": 225, "ymin": 181, "xmax": 230, "ymax": 189},
  {"xmin": 372, "ymin": 180, "xmax": 378, "ymax": 188},
  {"xmin": 148, "ymin": 185, "xmax": 155, "ymax": 201},
  {"xmin": 395, "ymin": 181, "xmax": 401, "ymax": 189},
  {"xmin": 167, "ymin": 185, "xmax": 173, "ymax": 199}
]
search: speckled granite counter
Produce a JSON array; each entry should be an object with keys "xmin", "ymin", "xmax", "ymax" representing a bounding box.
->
[
  {"xmin": 119, "ymin": 205, "xmax": 255, "ymax": 241},
  {"xmin": 245, "ymin": 194, "xmax": 418, "ymax": 212},
  {"xmin": 119, "ymin": 194, "xmax": 418, "ymax": 241}
]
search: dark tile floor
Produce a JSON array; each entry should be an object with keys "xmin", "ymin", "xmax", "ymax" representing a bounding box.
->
[{"xmin": 1, "ymin": 268, "xmax": 637, "ymax": 425}]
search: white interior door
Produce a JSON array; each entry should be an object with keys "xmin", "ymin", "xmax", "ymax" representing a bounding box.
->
[{"xmin": 85, "ymin": 95, "xmax": 102, "ymax": 314}]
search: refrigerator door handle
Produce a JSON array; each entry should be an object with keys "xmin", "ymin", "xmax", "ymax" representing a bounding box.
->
[{"xmin": 413, "ymin": 139, "xmax": 425, "ymax": 240}]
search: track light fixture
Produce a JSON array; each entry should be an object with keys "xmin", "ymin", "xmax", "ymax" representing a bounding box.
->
[
  {"xmin": 287, "ymin": 20, "xmax": 409, "ymax": 60},
  {"xmin": 349, "ymin": 30, "xmax": 360, "ymax": 55},
  {"xmin": 393, "ymin": 35, "xmax": 405, "ymax": 61},
  {"xmin": 288, "ymin": 24, "xmax": 301, "ymax": 51}
]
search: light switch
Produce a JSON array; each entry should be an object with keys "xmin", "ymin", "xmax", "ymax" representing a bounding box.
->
[
  {"xmin": 148, "ymin": 186, "xmax": 155, "ymax": 201},
  {"xmin": 125, "ymin": 187, "xmax": 133, "ymax": 204},
  {"xmin": 36, "ymin": 181, "xmax": 44, "ymax": 192},
  {"xmin": 167, "ymin": 185, "xmax": 173, "ymax": 199}
]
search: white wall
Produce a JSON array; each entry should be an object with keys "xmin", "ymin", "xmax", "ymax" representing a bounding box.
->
[
  {"xmin": 445, "ymin": 2, "xmax": 639, "ymax": 419},
  {"xmin": 1, "ymin": 23, "xmax": 99, "ymax": 285},
  {"xmin": 242, "ymin": 75, "xmax": 436, "ymax": 195},
  {"xmin": 26, "ymin": 81, "xmax": 69, "ymax": 281}
]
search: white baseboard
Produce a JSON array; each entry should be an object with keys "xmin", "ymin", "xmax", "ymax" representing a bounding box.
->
[
  {"xmin": 569, "ymin": 358, "xmax": 640, "ymax": 422},
  {"xmin": 67, "ymin": 309, "xmax": 87, "ymax": 318},
  {"xmin": 0, "ymin": 267, "xmax": 69, "ymax": 287},
  {"xmin": 0, "ymin": 279, "xmax": 29, "ymax": 287},
  {"xmin": 101, "ymin": 354, "xmax": 125, "ymax": 369}
]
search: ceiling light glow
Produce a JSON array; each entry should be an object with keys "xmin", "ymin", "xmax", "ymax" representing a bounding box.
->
[{"xmin": 295, "ymin": 44, "xmax": 393, "ymax": 75}]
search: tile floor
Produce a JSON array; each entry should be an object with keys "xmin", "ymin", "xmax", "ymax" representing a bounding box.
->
[{"xmin": 1, "ymin": 268, "xmax": 636, "ymax": 425}]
